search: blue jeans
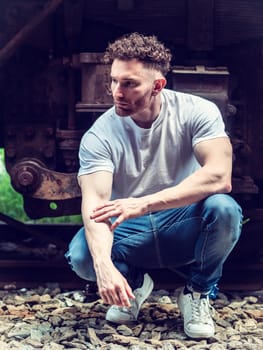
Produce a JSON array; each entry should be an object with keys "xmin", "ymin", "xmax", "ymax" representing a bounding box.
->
[{"xmin": 65, "ymin": 194, "xmax": 243, "ymax": 294}]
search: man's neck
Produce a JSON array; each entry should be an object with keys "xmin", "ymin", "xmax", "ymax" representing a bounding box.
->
[{"xmin": 131, "ymin": 95, "xmax": 162, "ymax": 129}]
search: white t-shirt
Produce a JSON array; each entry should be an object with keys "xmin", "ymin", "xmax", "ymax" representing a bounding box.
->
[{"xmin": 78, "ymin": 89, "xmax": 228, "ymax": 199}]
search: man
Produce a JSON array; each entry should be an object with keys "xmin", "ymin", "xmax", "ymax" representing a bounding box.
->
[{"xmin": 66, "ymin": 32, "xmax": 242, "ymax": 339}]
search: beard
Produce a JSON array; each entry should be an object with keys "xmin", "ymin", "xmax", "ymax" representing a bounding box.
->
[
  {"xmin": 114, "ymin": 105, "xmax": 132, "ymax": 116},
  {"xmin": 114, "ymin": 93, "xmax": 151, "ymax": 117}
]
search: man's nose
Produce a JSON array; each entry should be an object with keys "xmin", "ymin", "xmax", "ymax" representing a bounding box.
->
[{"xmin": 112, "ymin": 83, "xmax": 124, "ymax": 98}]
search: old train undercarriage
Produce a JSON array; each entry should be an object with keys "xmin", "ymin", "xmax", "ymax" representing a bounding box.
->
[{"xmin": 0, "ymin": 0, "xmax": 262, "ymax": 224}]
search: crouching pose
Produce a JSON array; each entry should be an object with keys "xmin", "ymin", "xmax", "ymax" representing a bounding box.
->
[{"xmin": 66, "ymin": 32, "xmax": 243, "ymax": 339}]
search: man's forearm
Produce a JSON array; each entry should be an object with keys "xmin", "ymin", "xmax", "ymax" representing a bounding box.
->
[
  {"xmin": 145, "ymin": 165, "xmax": 232, "ymax": 212},
  {"xmin": 82, "ymin": 212, "xmax": 113, "ymax": 267},
  {"xmin": 90, "ymin": 164, "xmax": 232, "ymax": 232},
  {"xmin": 77, "ymin": 172, "xmax": 136, "ymax": 306}
]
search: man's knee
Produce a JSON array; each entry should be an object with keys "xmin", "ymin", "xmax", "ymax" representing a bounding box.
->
[
  {"xmin": 203, "ymin": 194, "xmax": 243, "ymax": 240},
  {"xmin": 65, "ymin": 227, "xmax": 96, "ymax": 281},
  {"xmin": 204, "ymin": 194, "xmax": 242, "ymax": 220}
]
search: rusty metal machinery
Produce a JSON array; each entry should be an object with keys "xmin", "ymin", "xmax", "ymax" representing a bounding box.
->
[
  {"xmin": 0, "ymin": 0, "xmax": 263, "ymax": 219},
  {"xmin": 3, "ymin": 51, "xmax": 113, "ymax": 219},
  {"xmin": 171, "ymin": 65, "xmax": 259, "ymax": 195}
]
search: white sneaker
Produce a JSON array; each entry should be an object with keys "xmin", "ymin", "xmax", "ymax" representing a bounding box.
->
[
  {"xmin": 105, "ymin": 273, "xmax": 154, "ymax": 324},
  {"xmin": 178, "ymin": 287, "xmax": 215, "ymax": 339}
]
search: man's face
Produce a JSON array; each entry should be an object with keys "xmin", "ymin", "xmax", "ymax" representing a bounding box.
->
[{"xmin": 110, "ymin": 59, "xmax": 157, "ymax": 117}]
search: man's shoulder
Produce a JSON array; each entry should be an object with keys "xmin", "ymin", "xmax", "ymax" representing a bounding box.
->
[
  {"xmin": 88, "ymin": 106, "xmax": 118, "ymax": 132},
  {"xmin": 162, "ymin": 89, "xmax": 200, "ymax": 107},
  {"xmin": 95, "ymin": 106, "xmax": 116, "ymax": 123},
  {"xmin": 163, "ymin": 88, "xmax": 216, "ymax": 106},
  {"xmin": 163, "ymin": 89, "xmax": 220, "ymax": 116}
]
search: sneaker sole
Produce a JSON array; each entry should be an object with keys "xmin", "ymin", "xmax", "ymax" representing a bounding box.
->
[
  {"xmin": 184, "ymin": 326, "xmax": 214, "ymax": 339},
  {"xmin": 106, "ymin": 273, "xmax": 154, "ymax": 323},
  {"xmin": 177, "ymin": 291, "xmax": 215, "ymax": 339}
]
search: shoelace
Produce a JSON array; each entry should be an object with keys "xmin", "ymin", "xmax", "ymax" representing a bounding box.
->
[{"xmin": 190, "ymin": 297, "xmax": 212, "ymax": 324}]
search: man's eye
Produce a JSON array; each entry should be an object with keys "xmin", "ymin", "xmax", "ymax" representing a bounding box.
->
[{"xmin": 124, "ymin": 81, "xmax": 136, "ymax": 88}]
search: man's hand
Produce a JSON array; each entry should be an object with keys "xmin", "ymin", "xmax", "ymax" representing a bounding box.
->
[
  {"xmin": 96, "ymin": 263, "xmax": 135, "ymax": 307},
  {"xmin": 90, "ymin": 197, "xmax": 149, "ymax": 230}
]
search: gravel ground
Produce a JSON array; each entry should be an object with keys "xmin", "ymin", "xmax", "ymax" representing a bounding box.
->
[{"xmin": 0, "ymin": 284, "xmax": 262, "ymax": 350}]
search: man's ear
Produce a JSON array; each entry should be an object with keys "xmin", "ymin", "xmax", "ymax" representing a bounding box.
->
[{"xmin": 152, "ymin": 78, "xmax": 166, "ymax": 95}]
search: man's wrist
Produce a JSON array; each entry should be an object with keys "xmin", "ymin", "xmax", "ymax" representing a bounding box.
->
[
  {"xmin": 144, "ymin": 192, "xmax": 167, "ymax": 212},
  {"xmin": 94, "ymin": 256, "xmax": 113, "ymax": 270}
]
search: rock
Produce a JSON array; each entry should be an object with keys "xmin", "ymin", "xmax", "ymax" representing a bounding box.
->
[
  {"xmin": 87, "ymin": 327, "xmax": 102, "ymax": 346},
  {"xmin": 245, "ymin": 309, "xmax": 263, "ymax": 320},
  {"xmin": 227, "ymin": 340, "xmax": 245, "ymax": 349},
  {"xmin": 158, "ymin": 296, "xmax": 172, "ymax": 304},
  {"xmin": 117, "ymin": 325, "xmax": 134, "ymax": 336},
  {"xmin": 7, "ymin": 322, "xmax": 32, "ymax": 339},
  {"xmin": 210, "ymin": 344, "xmax": 226, "ymax": 350},
  {"xmin": 0, "ymin": 285, "xmax": 262, "ymax": 349},
  {"xmin": 244, "ymin": 296, "xmax": 258, "ymax": 304},
  {"xmin": 42, "ymin": 342, "xmax": 64, "ymax": 350},
  {"xmin": 228, "ymin": 300, "xmax": 247, "ymax": 309},
  {"xmin": 0, "ymin": 322, "xmax": 13, "ymax": 334}
]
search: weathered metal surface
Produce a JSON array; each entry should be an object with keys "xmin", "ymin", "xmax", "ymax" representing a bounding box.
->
[
  {"xmin": 5, "ymin": 125, "xmax": 56, "ymax": 173},
  {"xmin": 172, "ymin": 65, "xmax": 230, "ymax": 116},
  {"xmin": 171, "ymin": 65, "xmax": 259, "ymax": 194},
  {"xmin": 76, "ymin": 52, "xmax": 113, "ymax": 112},
  {"xmin": 0, "ymin": 0, "xmax": 64, "ymax": 67},
  {"xmin": 0, "ymin": 0, "xmax": 262, "ymax": 219},
  {"xmin": 10, "ymin": 160, "xmax": 81, "ymax": 200},
  {"xmin": 9, "ymin": 159, "xmax": 81, "ymax": 218}
]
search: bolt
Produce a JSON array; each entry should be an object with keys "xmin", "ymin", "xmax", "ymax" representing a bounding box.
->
[
  {"xmin": 45, "ymin": 127, "xmax": 54, "ymax": 137},
  {"xmin": 226, "ymin": 103, "xmax": 237, "ymax": 117},
  {"xmin": 17, "ymin": 168, "xmax": 34, "ymax": 186},
  {"xmin": 5, "ymin": 147, "xmax": 16, "ymax": 158},
  {"xmin": 65, "ymin": 159, "xmax": 72, "ymax": 167},
  {"xmin": 11, "ymin": 162, "xmax": 41, "ymax": 194},
  {"xmin": 43, "ymin": 146, "xmax": 54, "ymax": 158},
  {"xmin": 24, "ymin": 126, "xmax": 35, "ymax": 137}
]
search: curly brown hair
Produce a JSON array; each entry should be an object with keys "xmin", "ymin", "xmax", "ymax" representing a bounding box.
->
[{"xmin": 103, "ymin": 32, "xmax": 172, "ymax": 76}]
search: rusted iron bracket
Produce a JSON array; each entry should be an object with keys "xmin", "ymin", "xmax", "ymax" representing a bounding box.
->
[
  {"xmin": 10, "ymin": 159, "xmax": 81, "ymax": 200},
  {"xmin": 9, "ymin": 159, "xmax": 82, "ymax": 219}
]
